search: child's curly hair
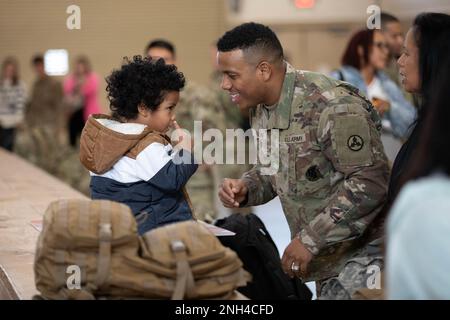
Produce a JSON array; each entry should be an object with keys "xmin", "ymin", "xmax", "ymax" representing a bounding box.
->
[{"xmin": 106, "ymin": 55, "xmax": 185, "ymax": 119}]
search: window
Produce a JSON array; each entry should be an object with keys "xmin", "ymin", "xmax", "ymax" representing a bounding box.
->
[{"xmin": 44, "ymin": 49, "xmax": 69, "ymax": 76}]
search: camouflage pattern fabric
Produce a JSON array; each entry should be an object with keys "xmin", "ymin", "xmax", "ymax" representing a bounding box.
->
[
  {"xmin": 241, "ymin": 62, "xmax": 389, "ymax": 281},
  {"xmin": 25, "ymin": 76, "xmax": 64, "ymax": 128},
  {"xmin": 318, "ymin": 238, "xmax": 384, "ymax": 300},
  {"xmin": 14, "ymin": 76, "xmax": 90, "ymax": 195},
  {"xmin": 15, "ymin": 125, "xmax": 90, "ymax": 196}
]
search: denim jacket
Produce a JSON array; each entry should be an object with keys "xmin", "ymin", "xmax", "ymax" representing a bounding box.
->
[{"xmin": 330, "ymin": 66, "xmax": 417, "ymax": 139}]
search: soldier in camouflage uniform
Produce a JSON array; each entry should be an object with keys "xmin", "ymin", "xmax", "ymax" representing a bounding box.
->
[
  {"xmin": 217, "ymin": 23, "xmax": 389, "ymax": 295},
  {"xmin": 318, "ymin": 238, "xmax": 384, "ymax": 299},
  {"xmin": 146, "ymin": 39, "xmax": 227, "ymax": 222},
  {"xmin": 15, "ymin": 55, "xmax": 92, "ymax": 196},
  {"xmin": 16, "ymin": 55, "xmax": 62, "ymax": 169}
]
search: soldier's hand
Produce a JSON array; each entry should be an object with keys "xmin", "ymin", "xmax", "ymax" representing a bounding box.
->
[
  {"xmin": 281, "ymin": 237, "xmax": 313, "ymax": 280},
  {"xmin": 219, "ymin": 178, "xmax": 248, "ymax": 208}
]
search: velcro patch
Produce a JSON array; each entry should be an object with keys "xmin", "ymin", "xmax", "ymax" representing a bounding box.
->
[{"xmin": 332, "ymin": 114, "xmax": 373, "ymax": 166}]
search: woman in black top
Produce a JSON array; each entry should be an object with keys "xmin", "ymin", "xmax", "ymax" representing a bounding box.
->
[{"xmin": 388, "ymin": 12, "xmax": 450, "ymax": 204}]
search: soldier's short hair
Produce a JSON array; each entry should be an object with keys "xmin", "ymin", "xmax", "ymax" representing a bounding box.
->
[{"xmin": 217, "ymin": 22, "xmax": 284, "ymax": 64}]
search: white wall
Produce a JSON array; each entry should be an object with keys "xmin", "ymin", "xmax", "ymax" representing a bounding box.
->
[{"xmin": 226, "ymin": 0, "xmax": 450, "ymax": 25}]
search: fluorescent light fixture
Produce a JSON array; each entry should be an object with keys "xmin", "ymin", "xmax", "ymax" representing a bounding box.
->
[{"xmin": 44, "ymin": 49, "xmax": 69, "ymax": 76}]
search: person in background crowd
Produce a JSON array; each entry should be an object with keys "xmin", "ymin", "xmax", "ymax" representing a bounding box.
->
[
  {"xmin": 63, "ymin": 55, "xmax": 101, "ymax": 147},
  {"xmin": 380, "ymin": 12, "xmax": 416, "ymax": 107},
  {"xmin": 26, "ymin": 55, "xmax": 63, "ymax": 130},
  {"xmin": 380, "ymin": 13, "xmax": 404, "ymax": 86},
  {"xmin": 0, "ymin": 56, "xmax": 27, "ymax": 151},
  {"xmin": 330, "ymin": 28, "xmax": 416, "ymax": 162},
  {"xmin": 15, "ymin": 54, "xmax": 64, "ymax": 174}
]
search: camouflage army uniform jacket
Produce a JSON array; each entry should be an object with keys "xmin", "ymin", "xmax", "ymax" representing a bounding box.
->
[{"xmin": 242, "ymin": 62, "xmax": 389, "ymax": 281}]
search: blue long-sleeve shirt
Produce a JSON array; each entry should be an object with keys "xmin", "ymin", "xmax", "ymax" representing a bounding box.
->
[{"xmin": 330, "ymin": 66, "xmax": 417, "ymax": 139}]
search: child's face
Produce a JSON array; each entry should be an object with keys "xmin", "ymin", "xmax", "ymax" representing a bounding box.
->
[{"xmin": 146, "ymin": 91, "xmax": 179, "ymax": 132}]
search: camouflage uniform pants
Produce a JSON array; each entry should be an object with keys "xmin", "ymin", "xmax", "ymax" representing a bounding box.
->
[{"xmin": 318, "ymin": 238, "xmax": 384, "ymax": 300}]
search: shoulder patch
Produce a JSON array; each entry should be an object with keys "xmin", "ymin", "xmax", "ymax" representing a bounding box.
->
[{"xmin": 331, "ymin": 114, "xmax": 373, "ymax": 167}]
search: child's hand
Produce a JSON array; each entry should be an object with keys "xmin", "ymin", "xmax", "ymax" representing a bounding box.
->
[{"xmin": 171, "ymin": 121, "xmax": 192, "ymax": 152}]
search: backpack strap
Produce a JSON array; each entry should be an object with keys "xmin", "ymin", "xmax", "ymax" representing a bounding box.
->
[
  {"xmin": 170, "ymin": 239, "xmax": 195, "ymax": 300},
  {"xmin": 95, "ymin": 202, "xmax": 112, "ymax": 288}
]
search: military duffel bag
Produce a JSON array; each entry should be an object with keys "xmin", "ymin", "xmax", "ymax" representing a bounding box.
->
[{"xmin": 34, "ymin": 199, "xmax": 250, "ymax": 299}]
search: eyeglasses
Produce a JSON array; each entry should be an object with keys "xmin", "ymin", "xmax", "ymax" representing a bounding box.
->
[{"xmin": 374, "ymin": 42, "xmax": 389, "ymax": 51}]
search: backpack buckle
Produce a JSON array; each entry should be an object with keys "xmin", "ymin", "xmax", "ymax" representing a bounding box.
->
[
  {"xmin": 171, "ymin": 240, "xmax": 186, "ymax": 252},
  {"xmin": 99, "ymin": 223, "xmax": 112, "ymax": 241}
]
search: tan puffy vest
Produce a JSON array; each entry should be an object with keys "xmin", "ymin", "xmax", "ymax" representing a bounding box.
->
[{"xmin": 34, "ymin": 199, "xmax": 250, "ymax": 299}]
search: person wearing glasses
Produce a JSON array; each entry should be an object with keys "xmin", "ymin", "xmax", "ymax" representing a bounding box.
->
[{"xmin": 331, "ymin": 29, "xmax": 417, "ymax": 163}]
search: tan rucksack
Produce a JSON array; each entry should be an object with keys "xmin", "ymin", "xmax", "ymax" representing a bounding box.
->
[{"xmin": 34, "ymin": 199, "xmax": 250, "ymax": 300}]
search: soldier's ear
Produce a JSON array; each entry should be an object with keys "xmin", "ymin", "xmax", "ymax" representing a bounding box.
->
[{"xmin": 257, "ymin": 61, "xmax": 272, "ymax": 82}]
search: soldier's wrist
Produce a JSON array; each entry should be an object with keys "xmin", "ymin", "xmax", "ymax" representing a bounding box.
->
[
  {"xmin": 238, "ymin": 179, "xmax": 251, "ymax": 207},
  {"xmin": 239, "ymin": 192, "xmax": 249, "ymax": 207},
  {"xmin": 297, "ymin": 230, "xmax": 321, "ymax": 256}
]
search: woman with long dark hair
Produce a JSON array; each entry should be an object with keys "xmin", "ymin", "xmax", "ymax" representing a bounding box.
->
[
  {"xmin": 386, "ymin": 12, "xmax": 450, "ymax": 299},
  {"xmin": 388, "ymin": 12, "xmax": 450, "ymax": 204}
]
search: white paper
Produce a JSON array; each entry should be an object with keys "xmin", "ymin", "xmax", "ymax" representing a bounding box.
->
[
  {"xmin": 30, "ymin": 220, "xmax": 43, "ymax": 232},
  {"xmin": 198, "ymin": 220, "xmax": 236, "ymax": 236}
]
